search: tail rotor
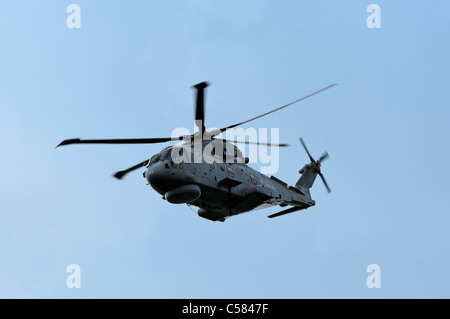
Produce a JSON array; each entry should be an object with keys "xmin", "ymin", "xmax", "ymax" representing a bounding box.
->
[{"xmin": 299, "ymin": 138, "xmax": 331, "ymax": 193}]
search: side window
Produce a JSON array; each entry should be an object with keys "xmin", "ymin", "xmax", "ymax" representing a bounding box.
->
[{"xmin": 250, "ymin": 174, "xmax": 257, "ymax": 185}]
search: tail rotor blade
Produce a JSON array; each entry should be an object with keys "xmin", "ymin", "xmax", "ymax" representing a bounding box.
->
[
  {"xmin": 318, "ymin": 151, "xmax": 329, "ymax": 164},
  {"xmin": 299, "ymin": 137, "xmax": 315, "ymax": 163},
  {"xmin": 318, "ymin": 172, "xmax": 331, "ymax": 193}
]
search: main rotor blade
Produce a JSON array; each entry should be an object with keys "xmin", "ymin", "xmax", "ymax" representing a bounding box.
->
[
  {"xmin": 56, "ymin": 137, "xmax": 175, "ymax": 148},
  {"xmin": 193, "ymin": 82, "xmax": 209, "ymax": 134},
  {"xmin": 215, "ymin": 138, "xmax": 289, "ymax": 147},
  {"xmin": 113, "ymin": 159, "xmax": 150, "ymax": 180},
  {"xmin": 268, "ymin": 206, "xmax": 303, "ymax": 218},
  {"xmin": 299, "ymin": 137, "xmax": 315, "ymax": 163},
  {"xmin": 318, "ymin": 172, "xmax": 331, "ymax": 193},
  {"xmin": 218, "ymin": 84, "xmax": 337, "ymax": 134}
]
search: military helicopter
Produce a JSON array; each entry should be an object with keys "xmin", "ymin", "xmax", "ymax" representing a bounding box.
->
[{"xmin": 57, "ymin": 82, "xmax": 336, "ymax": 221}]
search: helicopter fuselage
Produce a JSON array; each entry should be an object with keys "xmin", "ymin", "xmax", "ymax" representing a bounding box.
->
[{"xmin": 145, "ymin": 141, "xmax": 315, "ymax": 222}]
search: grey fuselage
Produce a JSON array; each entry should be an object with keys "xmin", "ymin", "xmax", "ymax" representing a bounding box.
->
[{"xmin": 144, "ymin": 141, "xmax": 316, "ymax": 221}]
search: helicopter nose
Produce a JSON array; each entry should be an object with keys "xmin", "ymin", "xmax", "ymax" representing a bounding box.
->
[
  {"xmin": 145, "ymin": 163, "xmax": 165, "ymax": 185},
  {"xmin": 146, "ymin": 162, "xmax": 181, "ymax": 195},
  {"xmin": 145, "ymin": 161, "xmax": 194, "ymax": 196}
]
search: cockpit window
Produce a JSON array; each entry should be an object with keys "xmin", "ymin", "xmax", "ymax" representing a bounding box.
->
[
  {"xmin": 150, "ymin": 154, "xmax": 160, "ymax": 165},
  {"xmin": 161, "ymin": 149, "xmax": 172, "ymax": 161}
]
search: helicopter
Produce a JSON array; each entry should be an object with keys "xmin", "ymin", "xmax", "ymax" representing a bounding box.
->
[{"xmin": 57, "ymin": 82, "xmax": 336, "ymax": 221}]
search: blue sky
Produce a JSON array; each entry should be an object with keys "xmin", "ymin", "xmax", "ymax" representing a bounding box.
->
[{"xmin": 0, "ymin": 1, "xmax": 449, "ymax": 298}]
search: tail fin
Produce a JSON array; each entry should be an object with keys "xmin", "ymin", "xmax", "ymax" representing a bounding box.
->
[{"xmin": 295, "ymin": 164, "xmax": 319, "ymax": 197}]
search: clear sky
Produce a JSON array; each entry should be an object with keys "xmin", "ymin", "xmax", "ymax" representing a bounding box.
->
[{"xmin": 0, "ymin": 1, "xmax": 449, "ymax": 298}]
